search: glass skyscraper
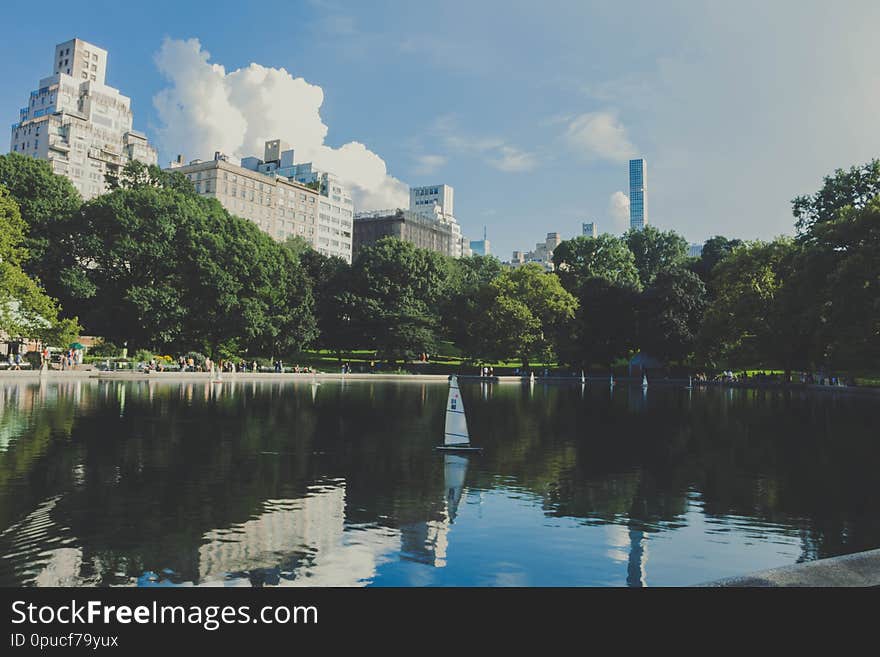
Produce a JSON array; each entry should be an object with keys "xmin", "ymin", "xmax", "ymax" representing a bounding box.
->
[{"xmin": 629, "ymin": 158, "xmax": 647, "ymax": 231}]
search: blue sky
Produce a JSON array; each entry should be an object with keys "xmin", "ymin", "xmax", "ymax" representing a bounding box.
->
[{"xmin": 3, "ymin": 0, "xmax": 879, "ymax": 259}]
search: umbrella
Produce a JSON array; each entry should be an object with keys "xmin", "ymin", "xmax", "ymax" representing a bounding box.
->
[{"xmin": 68, "ymin": 342, "xmax": 85, "ymax": 350}]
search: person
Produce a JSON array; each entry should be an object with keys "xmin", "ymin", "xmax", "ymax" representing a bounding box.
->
[
  {"xmin": 252, "ymin": 361, "xmax": 258, "ymax": 373},
  {"xmin": 13, "ymin": 352, "xmax": 22, "ymax": 370}
]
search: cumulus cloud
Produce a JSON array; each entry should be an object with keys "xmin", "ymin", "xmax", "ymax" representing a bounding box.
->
[
  {"xmin": 565, "ymin": 111, "xmax": 637, "ymax": 163},
  {"xmin": 609, "ymin": 191, "xmax": 631, "ymax": 232},
  {"xmin": 152, "ymin": 38, "xmax": 408, "ymax": 210}
]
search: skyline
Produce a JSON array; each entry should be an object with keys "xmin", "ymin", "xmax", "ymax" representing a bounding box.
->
[{"xmin": 3, "ymin": 1, "xmax": 880, "ymax": 258}]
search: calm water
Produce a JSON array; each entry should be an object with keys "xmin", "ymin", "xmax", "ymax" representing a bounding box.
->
[{"xmin": 0, "ymin": 378, "xmax": 878, "ymax": 587}]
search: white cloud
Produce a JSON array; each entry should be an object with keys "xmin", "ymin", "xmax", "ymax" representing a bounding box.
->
[
  {"xmin": 564, "ymin": 111, "xmax": 637, "ymax": 163},
  {"xmin": 426, "ymin": 114, "xmax": 535, "ymax": 173},
  {"xmin": 412, "ymin": 154, "xmax": 447, "ymax": 175},
  {"xmin": 609, "ymin": 191, "xmax": 630, "ymax": 233},
  {"xmin": 488, "ymin": 146, "xmax": 537, "ymax": 172},
  {"xmin": 152, "ymin": 38, "xmax": 408, "ymax": 211}
]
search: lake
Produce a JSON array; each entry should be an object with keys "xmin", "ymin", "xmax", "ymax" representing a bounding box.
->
[{"xmin": 0, "ymin": 377, "xmax": 877, "ymax": 587}]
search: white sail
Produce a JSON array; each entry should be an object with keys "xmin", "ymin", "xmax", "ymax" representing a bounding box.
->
[
  {"xmin": 444, "ymin": 375, "xmax": 470, "ymax": 446},
  {"xmin": 610, "ymin": 373, "xmax": 615, "ymax": 386},
  {"xmin": 642, "ymin": 374, "xmax": 648, "ymax": 387},
  {"xmin": 443, "ymin": 454, "xmax": 469, "ymax": 522},
  {"xmin": 580, "ymin": 370, "xmax": 586, "ymax": 384},
  {"xmin": 529, "ymin": 372, "xmax": 535, "ymax": 383}
]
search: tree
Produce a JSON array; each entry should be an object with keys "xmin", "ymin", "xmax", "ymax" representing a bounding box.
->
[
  {"xmin": 0, "ymin": 185, "xmax": 80, "ymax": 346},
  {"xmin": 637, "ymin": 268, "xmax": 707, "ymax": 363},
  {"xmin": 470, "ymin": 264, "xmax": 577, "ymax": 368},
  {"xmin": 348, "ymin": 238, "xmax": 452, "ymax": 361},
  {"xmin": 281, "ymin": 235, "xmax": 314, "ymax": 261},
  {"xmin": 300, "ymin": 249, "xmax": 360, "ymax": 361},
  {"xmin": 788, "ymin": 199, "xmax": 880, "ymax": 371},
  {"xmin": 698, "ymin": 238, "xmax": 807, "ymax": 378},
  {"xmin": 792, "ymin": 159, "xmax": 880, "ymax": 233},
  {"xmin": 63, "ymin": 184, "xmax": 315, "ymax": 355},
  {"xmin": 557, "ymin": 278, "xmax": 640, "ymax": 369},
  {"xmin": 0, "ymin": 152, "xmax": 82, "ymax": 298},
  {"xmin": 105, "ymin": 160, "xmax": 197, "ymax": 197},
  {"xmin": 441, "ymin": 255, "xmax": 504, "ymax": 356},
  {"xmin": 552, "ymin": 234, "xmax": 640, "ymax": 293},
  {"xmin": 689, "ymin": 235, "xmax": 743, "ymax": 284},
  {"xmin": 624, "ymin": 225, "xmax": 688, "ymax": 288}
]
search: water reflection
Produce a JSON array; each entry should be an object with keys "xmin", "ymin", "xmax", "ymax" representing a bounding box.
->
[{"xmin": 0, "ymin": 379, "xmax": 879, "ymax": 587}]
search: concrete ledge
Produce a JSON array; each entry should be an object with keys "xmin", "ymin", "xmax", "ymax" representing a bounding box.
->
[{"xmin": 698, "ymin": 548, "xmax": 880, "ymax": 587}]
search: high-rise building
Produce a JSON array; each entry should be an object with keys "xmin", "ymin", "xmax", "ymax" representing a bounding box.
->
[
  {"xmin": 168, "ymin": 139, "xmax": 354, "ymax": 262},
  {"xmin": 582, "ymin": 222, "xmax": 598, "ymax": 238},
  {"xmin": 409, "ymin": 184, "xmax": 467, "ymax": 256},
  {"xmin": 629, "ymin": 158, "xmax": 647, "ymax": 231},
  {"xmin": 9, "ymin": 38, "xmax": 157, "ymax": 199},
  {"xmin": 688, "ymin": 243, "xmax": 703, "ymax": 258},
  {"xmin": 470, "ymin": 227, "xmax": 490, "ymax": 256},
  {"xmin": 353, "ymin": 209, "xmax": 459, "ymax": 259}
]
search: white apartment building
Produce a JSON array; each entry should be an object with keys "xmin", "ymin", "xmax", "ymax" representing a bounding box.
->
[
  {"xmin": 169, "ymin": 141, "xmax": 353, "ymax": 262},
  {"xmin": 508, "ymin": 232, "xmax": 562, "ymax": 270},
  {"xmin": 9, "ymin": 38, "xmax": 157, "ymax": 200},
  {"xmin": 409, "ymin": 184, "xmax": 468, "ymax": 257}
]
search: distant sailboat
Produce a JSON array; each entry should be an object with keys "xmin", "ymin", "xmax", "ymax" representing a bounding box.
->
[
  {"xmin": 211, "ymin": 364, "xmax": 223, "ymax": 384},
  {"xmin": 685, "ymin": 375, "xmax": 693, "ymax": 390},
  {"xmin": 642, "ymin": 374, "xmax": 648, "ymax": 388},
  {"xmin": 609, "ymin": 373, "xmax": 615, "ymax": 387},
  {"xmin": 436, "ymin": 375, "xmax": 481, "ymax": 452},
  {"xmin": 529, "ymin": 371, "xmax": 535, "ymax": 384},
  {"xmin": 580, "ymin": 370, "xmax": 586, "ymax": 384}
]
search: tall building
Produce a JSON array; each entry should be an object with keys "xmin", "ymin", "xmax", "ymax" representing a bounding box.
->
[
  {"xmin": 629, "ymin": 158, "xmax": 648, "ymax": 231},
  {"xmin": 582, "ymin": 222, "xmax": 598, "ymax": 238},
  {"xmin": 470, "ymin": 227, "xmax": 490, "ymax": 256},
  {"xmin": 9, "ymin": 38, "xmax": 157, "ymax": 199},
  {"xmin": 688, "ymin": 243, "xmax": 704, "ymax": 258},
  {"xmin": 168, "ymin": 140, "xmax": 353, "ymax": 262},
  {"xmin": 409, "ymin": 184, "xmax": 467, "ymax": 257},
  {"xmin": 353, "ymin": 209, "xmax": 459, "ymax": 259}
]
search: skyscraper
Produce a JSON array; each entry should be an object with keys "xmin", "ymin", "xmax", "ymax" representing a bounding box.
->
[
  {"xmin": 629, "ymin": 158, "xmax": 647, "ymax": 231},
  {"xmin": 582, "ymin": 222, "xmax": 598, "ymax": 238},
  {"xmin": 9, "ymin": 38, "xmax": 157, "ymax": 199}
]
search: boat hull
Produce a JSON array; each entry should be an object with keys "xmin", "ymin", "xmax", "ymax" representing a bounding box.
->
[{"xmin": 435, "ymin": 446, "xmax": 482, "ymax": 452}]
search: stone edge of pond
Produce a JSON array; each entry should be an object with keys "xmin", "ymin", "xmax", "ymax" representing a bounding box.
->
[{"xmin": 696, "ymin": 547, "xmax": 880, "ymax": 587}]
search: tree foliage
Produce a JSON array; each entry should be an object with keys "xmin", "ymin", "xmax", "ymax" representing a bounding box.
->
[
  {"xmin": 0, "ymin": 185, "xmax": 80, "ymax": 345},
  {"xmin": 624, "ymin": 225, "xmax": 689, "ymax": 288}
]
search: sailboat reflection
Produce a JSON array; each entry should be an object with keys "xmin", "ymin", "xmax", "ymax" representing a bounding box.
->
[{"xmin": 400, "ymin": 453, "xmax": 471, "ymax": 567}]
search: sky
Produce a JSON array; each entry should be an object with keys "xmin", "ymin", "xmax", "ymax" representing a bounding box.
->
[{"xmin": 2, "ymin": 0, "xmax": 879, "ymax": 259}]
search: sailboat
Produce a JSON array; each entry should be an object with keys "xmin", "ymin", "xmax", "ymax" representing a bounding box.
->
[
  {"xmin": 436, "ymin": 375, "xmax": 481, "ymax": 452},
  {"xmin": 580, "ymin": 370, "xmax": 586, "ymax": 384},
  {"xmin": 211, "ymin": 364, "xmax": 223, "ymax": 384},
  {"xmin": 642, "ymin": 374, "xmax": 648, "ymax": 388},
  {"xmin": 685, "ymin": 375, "xmax": 693, "ymax": 390},
  {"xmin": 609, "ymin": 373, "xmax": 615, "ymax": 387},
  {"xmin": 529, "ymin": 371, "xmax": 535, "ymax": 384}
]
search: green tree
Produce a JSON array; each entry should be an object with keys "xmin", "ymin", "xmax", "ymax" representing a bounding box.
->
[
  {"xmin": 689, "ymin": 235, "xmax": 743, "ymax": 284},
  {"xmin": 624, "ymin": 225, "xmax": 689, "ymax": 288},
  {"xmin": 557, "ymin": 278, "xmax": 640, "ymax": 369},
  {"xmin": 792, "ymin": 159, "xmax": 880, "ymax": 233},
  {"xmin": 470, "ymin": 264, "xmax": 577, "ymax": 368},
  {"xmin": 0, "ymin": 185, "xmax": 80, "ymax": 346},
  {"xmin": 348, "ymin": 238, "xmax": 452, "ymax": 361},
  {"xmin": 552, "ymin": 234, "xmax": 640, "ymax": 293},
  {"xmin": 441, "ymin": 255, "xmax": 504, "ymax": 356},
  {"xmin": 0, "ymin": 152, "xmax": 82, "ymax": 298},
  {"xmin": 638, "ymin": 268, "xmax": 707, "ymax": 363},
  {"xmin": 698, "ymin": 238, "xmax": 806, "ymax": 378},
  {"xmin": 64, "ymin": 184, "xmax": 315, "ymax": 355}
]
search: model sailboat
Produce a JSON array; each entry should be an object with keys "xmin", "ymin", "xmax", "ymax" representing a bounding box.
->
[
  {"xmin": 642, "ymin": 374, "xmax": 648, "ymax": 388},
  {"xmin": 436, "ymin": 375, "xmax": 482, "ymax": 452}
]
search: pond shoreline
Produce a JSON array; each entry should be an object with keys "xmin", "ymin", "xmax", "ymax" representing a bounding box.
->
[{"xmin": 0, "ymin": 370, "xmax": 877, "ymax": 395}]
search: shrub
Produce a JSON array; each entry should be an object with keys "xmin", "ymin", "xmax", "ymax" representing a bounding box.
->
[
  {"xmin": 89, "ymin": 340, "xmax": 120, "ymax": 357},
  {"xmin": 133, "ymin": 349, "xmax": 154, "ymax": 363}
]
